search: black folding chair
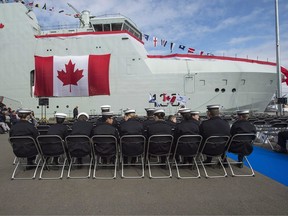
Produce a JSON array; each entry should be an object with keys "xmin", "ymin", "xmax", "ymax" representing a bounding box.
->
[
  {"xmin": 146, "ymin": 134, "xmax": 174, "ymax": 179},
  {"xmin": 91, "ymin": 135, "xmax": 118, "ymax": 179},
  {"xmin": 120, "ymin": 135, "xmax": 146, "ymax": 178},
  {"xmin": 65, "ymin": 135, "xmax": 93, "ymax": 179},
  {"xmin": 37, "ymin": 125, "xmax": 50, "ymax": 135},
  {"xmin": 172, "ymin": 135, "xmax": 202, "ymax": 179},
  {"xmin": 200, "ymin": 136, "xmax": 230, "ymax": 178},
  {"xmin": 226, "ymin": 133, "xmax": 256, "ymax": 177},
  {"xmin": 8, "ymin": 136, "xmax": 42, "ymax": 180},
  {"xmin": 37, "ymin": 135, "xmax": 68, "ymax": 180}
]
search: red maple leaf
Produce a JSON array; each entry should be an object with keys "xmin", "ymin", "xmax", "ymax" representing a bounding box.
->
[
  {"xmin": 0, "ymin": 23, "xmax": 4, "ymax": 29},
  {"xmin": 57, "ymin": 60, "xmax": 84, "ymax": 92}
]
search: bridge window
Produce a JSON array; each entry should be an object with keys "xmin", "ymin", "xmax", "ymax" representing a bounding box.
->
[
  {"xmin": 93, "ymin": 24, "xmax": 102, "ymax": 31},
  {"xmin": 112, "ymin": 23, "xmax": 122, "ymax": 31},
  {"xmin": 103, "ymin": 24, "xmax": 110, "ymax": 31}
]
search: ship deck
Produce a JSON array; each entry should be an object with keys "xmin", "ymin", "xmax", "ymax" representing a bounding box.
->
[{"xmin": 0, "ymin": 133, "xmax": 287, "ymax": 215}]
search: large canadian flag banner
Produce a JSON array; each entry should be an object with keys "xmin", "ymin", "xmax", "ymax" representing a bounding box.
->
[{"xmin": 34, "ymin": 54, "xmax": 110, "ymax": 97}]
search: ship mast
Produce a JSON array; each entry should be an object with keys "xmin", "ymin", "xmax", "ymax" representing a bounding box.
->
[{"xmin": 275, "ymin": 0, "xmax": 283, "ymax": 115}]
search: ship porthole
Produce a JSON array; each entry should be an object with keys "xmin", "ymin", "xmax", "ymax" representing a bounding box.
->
[
  {"xmin": 232, "ymin": 88, "xmax": 236, "ymax": 93},
  {"xmin": 215, "ymin": 88, "xmax": 219, "ymax": 92},
  {"xmin": 66, "ymin": 105, "xmax": 69, "ymax": 108},
  {"xmin": 56, "ymin": 105, "xmax": 59, "ymax": 108},
  {"xmin": 221, "ymin": 88, "xmax": 225, "ymax": 93}
]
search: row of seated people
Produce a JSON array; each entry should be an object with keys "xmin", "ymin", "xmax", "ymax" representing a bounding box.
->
[{"xmin": 9, "ymin": 105, "xmax": 258, "ymax": 170}]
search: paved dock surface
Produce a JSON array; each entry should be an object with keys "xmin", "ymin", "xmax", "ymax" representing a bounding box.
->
[{"xmin": 0, "ymin": 133, "xmax": 287, "ymax": 215}]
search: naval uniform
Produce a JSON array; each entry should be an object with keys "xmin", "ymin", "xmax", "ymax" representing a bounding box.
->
[
  {"xmin": 9, "ymin": 120, "xmax": 39, "ymax": 163},
  {"xmin": 47, "ymin": 123, "xmax": 69, "ymax": 139},
  {"xmin": 199, "ymin": 116, "xmax": 230, "ymax": 162},
  {"xmin": 92, "ymin": 122, "xmax": 119, "ymax": 157},
  {"xmin": 70, "ymin": 120, "xmax": 93, "ymax": 137},
  {"xmin": 119, "ymin": 118, "xmax": 144, "ymax": 160},
  {"xmin": 147, "ymin": 120, "xmax": 174, "ymax": 157},
  {"xmin": 229, "ymin": 119, "xmax": 257, "ymax": 161}
]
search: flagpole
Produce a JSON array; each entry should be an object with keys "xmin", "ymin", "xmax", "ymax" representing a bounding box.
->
[{"xmin": 275, "ymin": 0, "xmax": 283, "ymax": 115}]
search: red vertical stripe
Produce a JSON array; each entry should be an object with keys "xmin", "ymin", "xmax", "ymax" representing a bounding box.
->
[
  {"xmin": 88, "ymin": 54, "xmax": 110, "ymax": 96},
  {"xmin": 34, "ymin": 56, "xmax": 53, "ymax": 97}
]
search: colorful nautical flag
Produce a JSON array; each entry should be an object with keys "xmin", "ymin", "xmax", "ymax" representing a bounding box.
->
[
  {"xmin": 34, "ymin": 55, "xmax": 111, "ymax": 97},
  {"xmin": 0, "ymin": 23, "xmax": 4, "ymax": 29},
  {"xmin": 188, "ymin": 48, "xmax": 195, "ymax": 53},
  {"xmin": 161, "ymin": 39, "xmax": 167, "ymax": 47},
  {"xmin": 144, "ymin": 34, "xmax": 149, "ymax": 41},
  {"xmin": 153, "ymin": 37, "xmax": 158, "ymax": 47},
  {"xmin": 170, "ymin": 42, "xmax": 175, "ymax": 53},
  {"xmin": 179, "ymin": 45, "xmax": 185, "ymax": 50},
  {"xmin": 200, "ymin": 51, "xmax": 204, "ymax": 55}
]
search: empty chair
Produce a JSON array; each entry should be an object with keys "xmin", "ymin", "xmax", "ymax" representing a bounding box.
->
[
  {"xmin": 172, "ymin": 135, "xmax": 202, "ymax": 179},
  {"xmin": 120, "ymin": 135, "xmax": 146, "ymax": 178},
  {"xmin": 65, "ymin": 135, "xmax": 93, "ymax": 179},
  {"xmin": 146, "ymin": 134, "xmax": 174, "ymax": 179},
  {"xmin": 37, "ymin": 135, "xmax": 68, "ymax": 180},
  {"xmin": 200, "ymin": 135, "xmax": 230, "ymax": 178},
  {"xmin": 225, "ymin": 133, "xmax": 257, "ymax": 177},
  {"xmin": 91, "ymin": 135, "xmax": 118, "ymax": 179},
  {"xmin": 8, "ymin": 136, "xmax": 42, "ymax": 180}
]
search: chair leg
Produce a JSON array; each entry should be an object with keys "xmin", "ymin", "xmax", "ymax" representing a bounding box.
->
[
  {"xmin": 147, "ymin": 155, "xmax": 172, "ymax": 179},
  {"xmin": 121, "ymin": 155, "xmax": 145, "ymax": 179},
  {"xmin": 175, "ymin": 157, "xmax": 201, "ymax": 179},
  {"xmin": 200, "ymin": 157, "xmax": 227, "ymax": 178},
  {"xmin": 227, "ymin": 156, "xmax": 255, "ymax": 177}
]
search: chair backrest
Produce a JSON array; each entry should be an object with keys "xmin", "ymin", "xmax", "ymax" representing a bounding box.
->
[
  {"xmin": 201, "ymin": 135, "xmax": 230, "ymax": 157},
  {"xmin": 226, "ymin": 133, "xmax": 256, "ymax": 156},
  {"xmin": 9, "ymin": 136, "xmax": 40, "ymax": 158},
  {"xmin": 37, "ymin": 125, "xmax": 50, "ymax": 135},
  {"xmin": 37, "ymin": 135, "xmax": 66, "ymax": 157},
  {"xmin": 91, "ymin": 135, "xmax": 118, "ymax": 157},
  {"xmin": 65, "ymin": 135, "xmax": 92, "ymax": 158},
  {"xmin": 120, "ymin": 135, "xmax": 146, "ymax": 157},
  {"xmin": 147, "ymin": 134, "xmax": 174, "ymax": 156},
  {"xmin": 174, "ymin": 135, "xmax": 203, "ymax": 157}
]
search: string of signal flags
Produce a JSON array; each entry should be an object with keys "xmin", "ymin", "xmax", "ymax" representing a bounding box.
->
[
  {"xmin": 142, "ymin": 34, "xmax": 213, "ymax": 55},
  {"xmin": 17, "ymin": 0, "xmax": 213, "ymax": 56}
]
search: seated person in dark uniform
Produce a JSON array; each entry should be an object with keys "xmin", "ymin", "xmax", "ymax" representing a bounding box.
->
[
  {"xmin": 147, "ymin": 109, "xmax": 174, "ymax": 163},
  {"xmin": 174, "ymin": 109, "xmax": 199, "ymax": 163},
  {"xmin": 190, "ymin": 111, "xmax": 201, "ymax": 126},
  {"xmin": 167, "ymin": 114, "xmax": 177, "ymax": 127},
  {"xmin": 142, "ymin": 108, "xmax": 155, "ymax": 132},
  {"xmin": 119, "ymin": 109, "xmax": 144, "ymax": 163},
  {"xmin": 275, "ymin": 131, "xmax": 288, "ymax": 154},
  {"xmin": 199, "ymin": 105, "xmax": 230, "ymax": 163},
  {"xmin": 92, "ymin": 111, "xmax": 119, "ymax": 163},
  {"xmin": 96, "ymin": 105, "xmax": 111, "ymax": 124},
  {"xmin": 70, "ymin": 112, "xmax": 93, "ymax": 165},
  {"xmin": 46, "ymin": 113, "xmax": 69, "ymax": 166},
  {"xmin": 9, "ymin": 108, "xmax": 39, "ymax": 169},
  {"xmin": 228, "ymin": 110, "xmax": 257, "ymax": 167}
]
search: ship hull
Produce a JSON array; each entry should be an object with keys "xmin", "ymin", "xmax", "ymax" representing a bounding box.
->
[{"xmin": 0, "ymin": 3, "xmax": 280, "ymax": 117}]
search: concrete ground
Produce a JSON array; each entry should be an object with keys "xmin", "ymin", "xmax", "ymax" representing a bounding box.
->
[{"xmin": 0, "ymin": 133, "xmax": 287, "ymax": 215}]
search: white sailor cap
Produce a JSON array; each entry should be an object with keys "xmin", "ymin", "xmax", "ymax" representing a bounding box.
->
[
  {"xmin": 190, "ymin": 111, "xmax": 200, "ymax": 115},
  {"xmin": 153, "ymin": 109, "xmax": 165, "ymax": 115},
  {"xmin": 17, "ymin": 108, "xmax": 31, "ymax": 114},
  {"xmin": 77, "ymin": 112, "xmax": 89, "ymax": 119},
  {"xmin": 124, "ymin": 109, "xmax": 136, "ymax": 115},
  {"xmin": 145, "ymin": 108, "xmax": 156, "ymax": 112},
  {"xmin": 207, "ymin": 105, "xmax": 221, "ymax": 110},
  {"xmin": 102, "ymin": 111, "xmax": 114, "ymax": 117},
  {"xmin": 178, "ymin": 108, "xmax": 190, "ymax": 113},
  {"xmin": 237, "ymin": 110, "xmax": 250, "ymax": 115},
  {"xmin": 54, "ymin": 113, "xmax": 67, "ymax": 119},
  {"xmin": 100, "ymin": 105, "xmax": 111, "ymax": 112}
]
